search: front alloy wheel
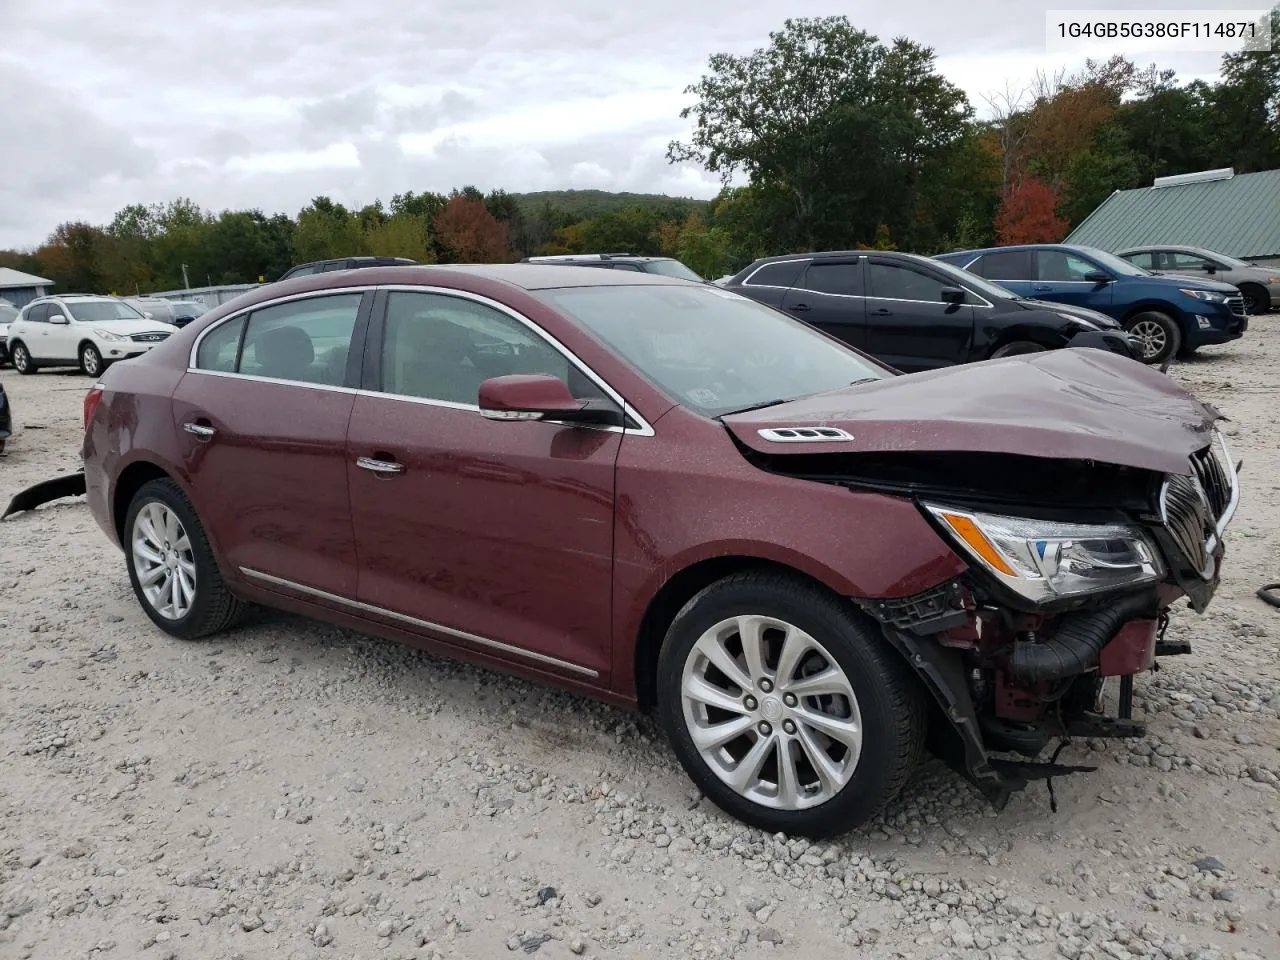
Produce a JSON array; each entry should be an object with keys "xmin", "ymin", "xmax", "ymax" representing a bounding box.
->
[
  {"xmin": 1125, "ymin": 311, "xmax": 1181, "ymax": 365},
  {"xmin": 80, "ymin": 342, "xmax": 103, "ymax": 377},
  {"xmin": 657, "ymin": 572, "xmax": 925, "ymax": 837},
  {"xmin": 681, "ymin": 615, "xmax": 863, "ymax": 810}
]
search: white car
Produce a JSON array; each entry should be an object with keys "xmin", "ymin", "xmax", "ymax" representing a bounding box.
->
[{"xmin": 7, "ymin": 295, "xmax": 178, "ymax": 377}]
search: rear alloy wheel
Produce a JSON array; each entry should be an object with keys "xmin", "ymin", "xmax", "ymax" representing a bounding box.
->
[
  {"xmin": 1124, "ymin": 311, "xmax": 1181, "ymax": 366},
  {"xmin": 990, "ymin": 340, "xmax": 1047, "ymax": 358},
  {"xmin": 125, "ymin": 478, "xmax": 244, "ymax": 640},
  {"xmin": 79, "ymin": 342, "xmax": 103, "ymax": 377},
  {"xmin": 11, "ymin": 342, "xmax": 37, "ymax": 375},
  {"xmin": 657, "ymin": 572, "xmax": 925, "ymax": 837},
  {"xmin": 1240, "ymin": 284, "xmax": 1270, "ymax": 316}
]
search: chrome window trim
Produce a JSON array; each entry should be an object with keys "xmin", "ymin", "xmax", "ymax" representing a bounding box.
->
[
  {"xmin": 866, "ymin": 293, "xmax": 994, "ymax": 309},
  {"xmin": 186, "ymin": 283, "xmax": 655, "ymax": 438},
  {"xmin": 239, "ymin": 566, "xmax": 600, "ymax": 679},
  {"xmin": 741, "ymin": 257, "xmax": 814, "ymax": 287}
]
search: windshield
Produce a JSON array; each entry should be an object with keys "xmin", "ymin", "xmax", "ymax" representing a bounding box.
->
[
  {"xmin": 1204, "ymin": 251, "xmax": 1251, "ymax": 269},
  {"xmin": 537, "ymin": 283, "xmax": 890, "ymax": 417},
  {"xmin": 67, "ymin": 300, "xmax": 147, "ymax": 323},
  {"xmin": 929, "ymin": 257, "xmax": 1021, "ymax": 300},
  {"xmin": 1075, "ymin": 246, "xmax": 1150, "ymax": 276},
  {"xmin": 643, "ymin": 259, "xmax": 705, "ymax": 282}
]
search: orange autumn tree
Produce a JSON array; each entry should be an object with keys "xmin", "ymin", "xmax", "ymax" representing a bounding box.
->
[
  {"xmin": 994, "ymin": 177, "xmax": 1068, "ymax": 245},
  {"xmin": 434, "ymin": 195, "xmax": 510, "ymax": 263}
]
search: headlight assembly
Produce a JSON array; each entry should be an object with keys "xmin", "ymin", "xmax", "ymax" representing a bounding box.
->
[
  {"xmin": 1179, "ymin": 289, "xmax": 1227, "ymax": 303},
  {"xmin": 923, "ymin": 505, "xmax": 1164, "ymax": 603},
  {"xmin": 91, "ymin": 328, "xmax": 127, "ymax": 341}
]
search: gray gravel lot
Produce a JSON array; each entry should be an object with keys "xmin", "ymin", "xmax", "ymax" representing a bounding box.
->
[{"xmin": 1, "ymin": 329, "xmax": 1278, "ymax": 960}]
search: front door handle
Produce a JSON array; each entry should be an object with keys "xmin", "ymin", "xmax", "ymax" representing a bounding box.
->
[
  {"xmin": 1032, "ymin": 285, "xmax": 1051, "ymax": 292},
  {"xmin": 183, "ymin": 422, "xmax": 216, "ymax": 440},
  {"xmin": 789, "ymin": 303, "xmax": 811, "ymax": 312},
  {"xmin": 356, "ymin": 456, "xmax": 403, "ymax": 475},
  {"xmin": 870, "ymin": 307, "xmax": 892, "ymax": 316}
]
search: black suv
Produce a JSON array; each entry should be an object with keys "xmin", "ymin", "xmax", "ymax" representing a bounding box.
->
[
  {"xmin": 278, "ymin": 256, "xmax": 417, "ymax": 281},
  {"xmin": 723, "ymin": 251, "xmax": 1142, "ymax": 372},
  {"xmin": 521, "ymin": 253, "xmax": 705, "ymax": 281}
]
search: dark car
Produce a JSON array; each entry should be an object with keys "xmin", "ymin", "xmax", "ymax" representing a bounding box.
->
[
  {"xmin": 935, "ymin": 244, "xmax": 1247, "ymax": 366},
  {"xmin": 0, "ymin": 380, "xmax": 10, "ymax": 453},
  {"xmin": 278, "ymin": 256, "xmax": 417, "ymax": 281},
  {"xmin": 78, "ymin": 263, "xmax": 1238, "ymax": 837},
  {"xmin": 522, "ymin": 253, "xmax": 705, "ymax": 281},
  {"xmin": 723, "ymin": 250, "xmax": 1141, "ymax": 372}
]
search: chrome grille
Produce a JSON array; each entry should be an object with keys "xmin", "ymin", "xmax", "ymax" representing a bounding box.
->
[
  {"xmin": 130, "ymin": 332, "xmax": 170, "ymax": 343},
  {"xmin": 1227, "ymin": 296, "xmax": 1245, "ymax": 318},
  {"xmin": 1159, "ymin": 432, "xmax": 1237, "ymax": 580}
]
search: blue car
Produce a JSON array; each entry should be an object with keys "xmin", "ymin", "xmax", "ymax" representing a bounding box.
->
[{"xmin": 935, "ymin": 244, "xmax": 1248, "ymax": 365}]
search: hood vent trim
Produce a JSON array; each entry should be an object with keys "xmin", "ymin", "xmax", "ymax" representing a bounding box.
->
[{"xmin": 757, "ymin": 426, "xmax": 855, "ymax": 443}]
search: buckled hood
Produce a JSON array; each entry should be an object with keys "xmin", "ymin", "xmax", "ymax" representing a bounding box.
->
[{"xmin": 722, "ymin": 349, "xmax": 1220, "ymax": 475}]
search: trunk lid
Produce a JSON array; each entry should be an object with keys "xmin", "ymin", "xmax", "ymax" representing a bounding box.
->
[{"xmin": 721, "ymin": 349, "xmax": 1219, "ymax": 475}]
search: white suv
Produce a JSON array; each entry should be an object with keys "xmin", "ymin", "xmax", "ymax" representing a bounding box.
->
[{"xmin": 8, "ymin": 295, "xmax": 178, "ymax": 376}]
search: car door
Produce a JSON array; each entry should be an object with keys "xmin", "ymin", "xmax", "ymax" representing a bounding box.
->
[
  {"xmin": 863, "ymin": 258, "xmax": 974, "ymax": 371},
  {"xmin": 1032, "ymin": 250, "xmax": 1114, "ymax": 310},
  {"xmin": 18, "ymin": 303, "xmax": 50, "ymax": 357},
  {"xmin": 735, "ymin": 259, "xmax": 810, "ymax": 308},
  {"xmin": 345, "ymin": 289, "xmax": 623, "ymax": 683},
  {"xmin": 1160, "ymin": 250, "xmax": 1223, "ymax": 280},
  {"xmin": 778, "ymin": 259, "xmax": 868, "ymax": 349},
  {"xmin": 173, "ymin": 289, "xmax": 371, "ymax": 597},
  {"xmin": 43, "ymin": 303, "xmax": 80, "ymax": 360}
]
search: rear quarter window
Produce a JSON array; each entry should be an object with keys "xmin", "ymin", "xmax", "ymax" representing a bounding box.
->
[
  {"xmin": 196, "ymin": 316, "xmax": 247, "ymax": 372},
  {"xmin": 744, "ymin": 261, "xmax": 807, "ymax": 288}
]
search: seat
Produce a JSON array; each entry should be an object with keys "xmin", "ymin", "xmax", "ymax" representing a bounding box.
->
[
  {"xmin": 253, "ymin": 325, "xmax": 316, "ymax": 381},
  {"xmin": 392, "ymin": 317, "xmax": 486, "ymax": 405}
]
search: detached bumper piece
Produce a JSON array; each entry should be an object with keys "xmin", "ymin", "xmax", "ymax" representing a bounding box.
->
[{"xmin": 2, "ymin": 471, "xmax": 87, "ymax": 519}]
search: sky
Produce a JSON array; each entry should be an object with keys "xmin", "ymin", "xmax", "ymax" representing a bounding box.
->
[{"xmin": 0, "ymin": 0, "xmax": 1239, "ymax": 250}]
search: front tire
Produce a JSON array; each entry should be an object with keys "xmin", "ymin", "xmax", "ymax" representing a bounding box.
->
[
  {"xmin": 1124, "ymin": 311, "xmax": 1181, "ymax": 365},
  {"xmin": 1240, "ymin": 283, "xmax": 1270, "ymax": 316},
  {"xmin": 657, "ymin": 571, "xmax": 925, "ymax": 838},
  {"xmin": 10, "ymin": 342, "xmax": 37, "ymax": 375},
  {"xmin": 124, "ymin": 478, "xmax": 244, "ymax": 640},
  {"xmin": 79, "ymin": 342, "xmax": 103, "ymax": 377}
]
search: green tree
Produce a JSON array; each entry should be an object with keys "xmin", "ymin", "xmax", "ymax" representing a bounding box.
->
[
  {"xmin": 292, "ymin": 197, "xmax": 366, "ymax": 263},
  {"xmin": 1059, "ymin": 122, "xmax": 1141, "ymax": 226},
  {"xmin": 674, "ymin": 215, "xmax": 728, "ymax": 279},
  {"xmin": 669, "ymin": 16, "xmax": 972, "ymax": 252},
  {"xmin": 364, "ymin": 213, "xmax": 435, "ymax": 262},
  {"xmin": 1207, "ymin": 5, "xmax": 1280, "ymax": 171}
]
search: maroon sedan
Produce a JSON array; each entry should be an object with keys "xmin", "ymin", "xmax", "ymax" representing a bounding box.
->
[{"xmin": 81, "ymin": 264, "xmax": 1239, "ymax": 837}]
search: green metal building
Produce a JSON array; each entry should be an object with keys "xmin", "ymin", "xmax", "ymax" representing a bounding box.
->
[{"xmin": 1065, "ymin": 167, "xmax": 1280, "ymax": 267}]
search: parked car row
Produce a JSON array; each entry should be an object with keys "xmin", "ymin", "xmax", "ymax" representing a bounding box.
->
[
  {"xmin": 59, "ymin": 261, "xmax": 1239, "ymax": 838},
  {"xmin": 6, "ymin": 295, "xmax": 178, "ymax": 376}
]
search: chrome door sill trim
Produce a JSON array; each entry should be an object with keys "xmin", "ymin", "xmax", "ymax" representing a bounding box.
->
[{"xmin": 238, "ymin": 566, "xmax": 600, "ymax": 679}]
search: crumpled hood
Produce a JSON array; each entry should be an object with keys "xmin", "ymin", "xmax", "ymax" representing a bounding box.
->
[
  {"xmin": 1019, "ymin": 299, "xmax": 1120, "ymax": 328},
  {"xmin": 722, "ymin": 349, "xmax": 1220, "ymax": 475}
]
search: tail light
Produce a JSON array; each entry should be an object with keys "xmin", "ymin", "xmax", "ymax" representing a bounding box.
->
[{"xmin": 84, "ymin": 382, "xmax": 105, "ymax": 430}]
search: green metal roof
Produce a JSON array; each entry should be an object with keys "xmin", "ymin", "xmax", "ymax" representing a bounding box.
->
[{"xmin": 1064, "ymin": 168, "xmax": 1280, "ymax": 260}]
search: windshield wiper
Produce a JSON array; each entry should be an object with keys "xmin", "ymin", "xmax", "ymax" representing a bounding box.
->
[{"xmin": 722, "ymin": 397, "xmax": 796, "ymax": 416}]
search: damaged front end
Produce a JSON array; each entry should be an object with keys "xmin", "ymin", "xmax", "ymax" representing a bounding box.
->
[{"xmin": 758, "ymin": 432, "xmax": 1240, "ymax": 807}]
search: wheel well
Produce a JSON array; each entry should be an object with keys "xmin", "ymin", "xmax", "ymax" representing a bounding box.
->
[
  {"xmin": 78, "ymin": 339, "xmax": 100, "ymax": 354},
  {"xmin": 1239, "ymin": 281, "xmax": 1268, "ymax": 303},
  {"xmin": 632, "ymin": 556, "xmax": 839, "ymax": 711},
  {"xmin": 986, "ymin": 328, "xmax": 1061, "ymax": 357},
  {"xmin": 112, "ymin": 462, "xmax": 171, "ymax": 540},
  {"xmin": 1118, "ymin": 304, "xmax": 1177, "ymax": 326}
]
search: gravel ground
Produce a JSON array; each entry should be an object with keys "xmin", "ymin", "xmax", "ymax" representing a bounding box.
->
[{"xmin": 1, "ymin": 329, "xmax": 1278, "ymax": 960}]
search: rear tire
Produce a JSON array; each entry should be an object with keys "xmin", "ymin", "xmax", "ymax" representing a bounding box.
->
[
  {"xmin": 990, "ymin": 340, "xmax": 1047, "ymax": 359},
  {"xmin": 79, "ymin": 342, "xmax": 103, "ymax": 377},
  {"xmin": 124, "ymin": 478, "xmax": 244, "ymax": 640},
  {"xmin": 657, "ymin": 571, "xmax": 925, "ymax": 838},
  {"xmin": 11, "ymin": 342, "xmax": 37, "ymax": 375},
  {"xmin": 1124, "ymin": 311, "xmax": 1181, "ymax": 366}
]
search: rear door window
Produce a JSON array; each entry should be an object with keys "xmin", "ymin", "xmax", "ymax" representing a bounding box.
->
[
  {"xmin": 974, "ymin": 250, "xmax": 1032, "ymax": 281},
  {"xmin": 802, "ymin": 261, "xmax": 864, "ymax": 296},
  {"xmin": 237, "ymin": 293, "xmax": 364, "ymax": 386},
  {"xmin": 867, "ymin": 262, "xmax": 948, "ymax": 302}
]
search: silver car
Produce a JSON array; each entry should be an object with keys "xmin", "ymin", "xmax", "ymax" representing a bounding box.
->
[
  {"xmin": 1116, "ymin": 245, "xmax": 1280, "ymax": 316},
  {"xmin": 0, "ymin": 299, "xmax": 18, "ymax": 364}
]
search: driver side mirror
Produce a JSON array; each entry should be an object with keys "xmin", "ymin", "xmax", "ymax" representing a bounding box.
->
[
  {"xmin": 478, "ymin": 374, "xmax": 623, "ymax": 427},
  {"xmin": 939, "ymin": 286, "xmax": 966, "ymax": 304},
  {"xmin": 48, "ymin": 312, "xmax": 69, "ymax": 324},
  {"xmin": 1082, "ymin": 270, "xmax": 1112, "ymax": 284}
]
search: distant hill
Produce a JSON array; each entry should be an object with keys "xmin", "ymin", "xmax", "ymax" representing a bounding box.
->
[{"xmin": 507, "ymin": 189, "xmax": 713, "ymax": 221}]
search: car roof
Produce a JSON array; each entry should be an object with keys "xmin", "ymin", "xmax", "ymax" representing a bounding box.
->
[
  {"xmin": 743, "ymin": 249, "xmax": 942, "ymax": 270},
  {"xmin": 1115, "ymin": 244, "xmax": 1219, "ymax": 255}
]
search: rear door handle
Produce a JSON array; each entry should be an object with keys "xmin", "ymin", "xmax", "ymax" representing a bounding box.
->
[
  {"xmin": 1032, "ymin": 285, "xmax": 1051, "ymax": 292},
  {"xmin": 788, "ymin": 303, "xmax": 811, "ymax": 312},
  {"xmin": 870, "ymin": 307, "xmax": 892, "ymax": 316},
  {"xmin": 183, "ymin": 421, "xmax": 216, "ymax": 439},
  {"xmin": 356, "ymin": 456, "xmax": 403, "ymax": 475}
]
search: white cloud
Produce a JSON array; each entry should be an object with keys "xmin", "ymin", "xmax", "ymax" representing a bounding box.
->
[{"xmin": 0, "ymin": 0, "xmax": 1232, "ymax": 248}]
